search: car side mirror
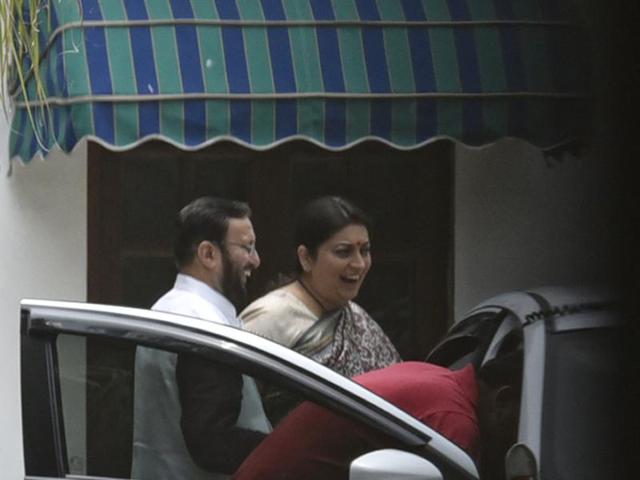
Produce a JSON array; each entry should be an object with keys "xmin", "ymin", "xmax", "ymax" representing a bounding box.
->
[{"xmin": 350, "ymin": 449, "xmax": 443, "ymax": 480}]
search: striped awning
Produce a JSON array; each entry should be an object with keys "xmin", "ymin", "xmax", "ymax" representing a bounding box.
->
[{"xmin": 9, "ymin": 0, "xmax": 588, "ymax": 163}]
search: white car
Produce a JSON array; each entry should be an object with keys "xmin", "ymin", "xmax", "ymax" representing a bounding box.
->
[{"xmin": 20, "ymin": 286, "xmax": 625, "ymax": 479}]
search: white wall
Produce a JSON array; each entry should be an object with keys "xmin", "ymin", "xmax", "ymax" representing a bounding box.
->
[
  {"xmin": 0, "ymin": 114, "xmax": 87, "ymax": 477},
  {"xmin": 453, "ymin": 139, "xmax": 619, "ymax": 319}
]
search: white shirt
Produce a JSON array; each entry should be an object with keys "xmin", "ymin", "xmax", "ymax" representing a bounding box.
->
[
  {"xmin": 153, "ymin": 273, "xmax": 239, "ymax": 327},
  {"xmin": 131, "ymin": 274, "xmax": 270, "ymax": 480}
]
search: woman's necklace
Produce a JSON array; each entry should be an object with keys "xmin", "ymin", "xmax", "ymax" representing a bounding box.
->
[{"xmin": 297, "ymin": 278, "xmax": 327, "ymax": 314}]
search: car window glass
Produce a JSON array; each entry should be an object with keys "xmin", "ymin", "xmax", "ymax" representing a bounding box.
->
[
  {"xmin": 541, "ymin": 328, "xmax": 625, "ymax": 479},
  {"xmin": 427, "ymin": 311, "xmax": 504, "ymax": 369},
  {"xmin": 57, "ymin": 334, "xmax": 88, "ymax": 475},
  {"xmin": 57, "ymin": 334, "xmax": 136, "ymax": 477},
  {"xmin": 54, "ymin": 333, "xmax": 433, "ymax": 480}
]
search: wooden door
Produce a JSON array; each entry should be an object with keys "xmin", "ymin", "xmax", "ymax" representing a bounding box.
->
[{"xmin": 88, "ymin": 139, "xmax": 454, "ymax": 359}]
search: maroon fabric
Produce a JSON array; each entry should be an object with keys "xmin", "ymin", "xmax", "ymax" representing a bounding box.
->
[{"xmin": 233, "ymin": 362, "xmax": 478, "ymax": 480}]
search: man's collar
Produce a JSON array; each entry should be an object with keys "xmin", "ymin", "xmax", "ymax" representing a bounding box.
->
[{"xmin": 174, "ymin": 273, "xmax": 238, "ymax": 324}]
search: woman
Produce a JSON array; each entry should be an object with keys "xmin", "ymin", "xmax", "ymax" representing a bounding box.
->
[{"xmin": 240, "ymin": 196, "xmax": 400, "ymax": 378}]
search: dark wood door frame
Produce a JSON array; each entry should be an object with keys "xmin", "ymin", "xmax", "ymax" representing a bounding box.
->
[{"xmin": 88, "ymin": 140, "xmax": 455, "ymax": 356}]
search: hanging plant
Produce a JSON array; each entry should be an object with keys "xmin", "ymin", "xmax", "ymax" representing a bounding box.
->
[{"xmin": 0, "ymin": 0, "xmax": 51, "ymax": 150}]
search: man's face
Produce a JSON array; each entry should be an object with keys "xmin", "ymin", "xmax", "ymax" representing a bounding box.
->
[{"xmin": 220, "ymin": 217, "xmax": 260, "ymax": 310}]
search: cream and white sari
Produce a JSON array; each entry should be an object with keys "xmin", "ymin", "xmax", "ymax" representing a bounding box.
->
[
  {"xmin": 240, "ymin": 288, "xmax": 401, "ymax": 377},
  {"xmin": 240, "ymin": 288, "xmax": 401, "ymax": 422}
]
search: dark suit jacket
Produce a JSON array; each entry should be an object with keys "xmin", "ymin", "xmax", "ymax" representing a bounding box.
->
[{"xmin": 176, "ymin": 354, "xmax": 267, "ymax": 474}]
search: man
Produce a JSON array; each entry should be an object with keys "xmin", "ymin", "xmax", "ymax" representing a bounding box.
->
[
  {"xmin": 131, "ymin": 197, "xmax": 270, "ymax": 480},
  {"xmin": 233, "ymin": 349, "xmax": 522, "ymax": 480}
]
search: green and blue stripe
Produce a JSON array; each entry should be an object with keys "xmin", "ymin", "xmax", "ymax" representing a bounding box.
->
[{"xmin": 9, "ymin": 0, "xmax": 588, "ymax": 163}]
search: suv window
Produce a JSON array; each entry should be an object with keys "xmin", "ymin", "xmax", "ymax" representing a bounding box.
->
[
  {"xmin": 427, "ymin": 311, "xmax": 505, "ymax": 369},
  {"xmin": 541, "ymin": 327, "xmax": 626, "ymax": 480},
  {"xmin": 54, "ymin": 333, "xmax": 443, "ymax": 480},
  {"xmin": 57, "ymin": 334, "xmax": 135, "ymax": 477}
]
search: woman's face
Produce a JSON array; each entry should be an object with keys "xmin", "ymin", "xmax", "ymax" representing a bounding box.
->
[{"xmin": 301, "ymin": 223, "xmax": 372, "ymax": 311}]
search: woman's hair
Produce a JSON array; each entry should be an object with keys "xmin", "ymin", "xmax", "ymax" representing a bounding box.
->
[{"xmin": 293, "ymin": 196, "xmax": 372, "ymax": 273}]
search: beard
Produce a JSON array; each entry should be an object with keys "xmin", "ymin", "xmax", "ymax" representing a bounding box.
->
[{"xmin": 221, "ymin": 250, "xmax": 249, "ymax": 311}]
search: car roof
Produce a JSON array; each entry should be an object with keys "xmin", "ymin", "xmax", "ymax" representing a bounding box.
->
[{"xmin": 462, "ymin": 285, "xmax": 618, "ymax": 328}]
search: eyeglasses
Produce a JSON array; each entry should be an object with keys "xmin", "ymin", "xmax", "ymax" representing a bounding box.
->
[{"xmin": 225, "ymin": 241, "xmax": 258, "ymax": 256}]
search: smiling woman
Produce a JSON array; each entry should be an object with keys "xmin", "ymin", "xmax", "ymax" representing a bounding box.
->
[{"xmin": 241, "ymin": 196, "xmax": 401, "ymax": 385}]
